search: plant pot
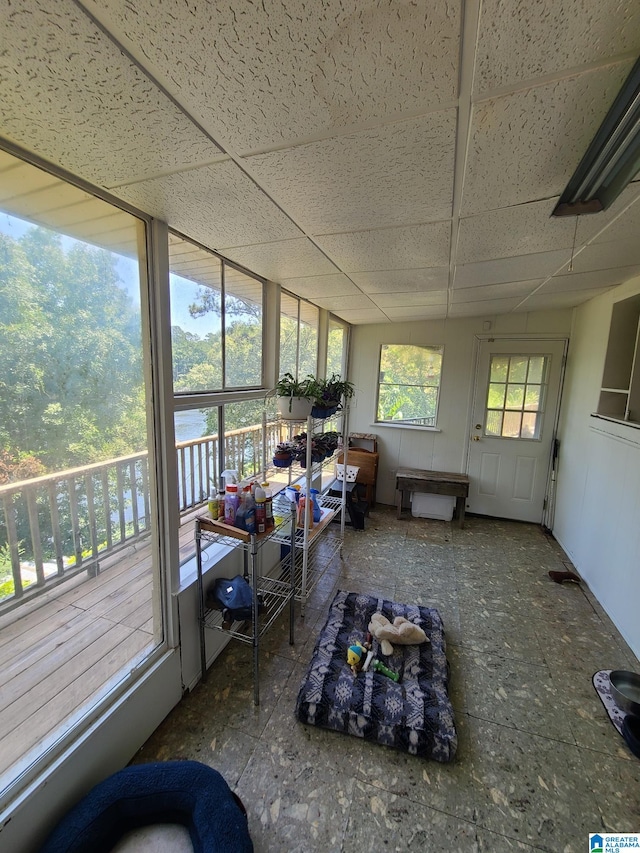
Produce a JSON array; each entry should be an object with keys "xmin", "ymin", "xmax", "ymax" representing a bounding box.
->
[
  {"xmin": 273, "ymin": 455, "xmax": 292, "ymax": 468},
  {"xmin": 276, "ymin": 395, "xmax": 313, "ymax": 421},
  {"xmin": 311, "ymin": 403, "xmax": 338, "ymax": 419}
]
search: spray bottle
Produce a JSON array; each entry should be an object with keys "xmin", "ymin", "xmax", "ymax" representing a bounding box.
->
[{"xmin": 221, "ymin": 470, "xmax": 239, "ymax": 526}]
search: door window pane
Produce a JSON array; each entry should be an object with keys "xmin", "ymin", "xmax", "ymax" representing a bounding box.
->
[{"xmin": 484, "ymin": 354, "xmax": 549, "ymax": 439}]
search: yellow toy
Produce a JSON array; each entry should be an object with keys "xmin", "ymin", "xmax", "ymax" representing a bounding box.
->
[
  {"xmin": 346, "ymin": 640, "xmax": 370, "ymax": 675},
  {"xmin": 368, "ymin": 613, "xmax": 428, "ymax": 657}
]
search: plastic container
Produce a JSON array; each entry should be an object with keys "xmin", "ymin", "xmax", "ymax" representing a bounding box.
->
[
  {"xmin": 309, "ymin": 488, "xmax": 322, "ymax": 523},
  {"xmin": 297, "ymin": 492, "xmax": 313, "ymax": 529},
  {"xmin": 207, "ymin": 492, "xmax": 218, "ymax": 518},
  {"xmin": 254, "ymin": 485, "xmax": 266, "ymax": 534},
  {"xmin": 224, "ymin": 483, "xmax": 239, "ymax": 526},
  {"xmin": 411, "ymin": 493, "xmax": 454, "ymax": 521},
  {"xmin": 262, "ymin": 482, "xmax": 274, "ymax": 530}
]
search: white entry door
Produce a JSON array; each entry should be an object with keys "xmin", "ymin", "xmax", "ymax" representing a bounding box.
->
[{"xmin": 467, "ymin": 338, "xmax": 566, "ymax": 522}]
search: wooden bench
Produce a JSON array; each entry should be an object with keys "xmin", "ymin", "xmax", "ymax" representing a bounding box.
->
[{"xmin": 395, "ymin": 467, "xmax": 470, "ymax": 528}]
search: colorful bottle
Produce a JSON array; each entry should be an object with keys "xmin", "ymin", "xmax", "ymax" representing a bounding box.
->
[
  {"xmin": 254, "ymin": 485, "xmax": 266, "ymax": 534},
  {"xmin": 309, "ymin": 488, "xmax": 322, "ymax": 523},
  {"xmin": 208, "ymin": 491, "xmax": 218, "ymax": 518},
  {"xmin": 297, "ymin": 492, "xmax": 314, "ymax": 529},
  {"xmin": 216, "ymin": 490, "xmax": 225, "ymax": 522},
  {"xmin": 244, "ymin": 487, "xmax": 256, "ymax": 534},
  {"xmin": 224, "ymin": 483, "xmax": 239, "ymax": 526},
  {"xmin": 261, "ymin": 482, "xmax": 274, "ymax": 530}
]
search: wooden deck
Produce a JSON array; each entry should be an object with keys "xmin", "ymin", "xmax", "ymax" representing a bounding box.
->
[{"xmin": 0, "ymin": 518, "xmax": 196, "ymax": 787}]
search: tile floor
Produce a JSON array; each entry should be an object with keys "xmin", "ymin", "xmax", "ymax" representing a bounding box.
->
[{"xmin": 132, "ymin": 508, "xmax": 640, "ymax": 852}]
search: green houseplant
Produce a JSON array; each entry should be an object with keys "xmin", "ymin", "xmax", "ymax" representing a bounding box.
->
[
  {"xmin": 269, "ymin": 372, "xmax": 314, "ymax": 420},
  {"xmin": 310, "ymin": 374, "xmax": 355, "ymax": 418}
]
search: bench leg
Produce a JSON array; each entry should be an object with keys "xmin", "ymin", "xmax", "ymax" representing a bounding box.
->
[
  {"xmin": 396, "ymin": 489, "xmax": 403, "ymax": 519},
  {"xmin": 456, "ymin": 496, "xmax": 466, "ymax": 529}
]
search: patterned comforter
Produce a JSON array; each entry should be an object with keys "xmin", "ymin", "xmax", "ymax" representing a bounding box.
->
[{"xmin": 295, "ymin": 590, "xmax": 457, "ymax": 761}]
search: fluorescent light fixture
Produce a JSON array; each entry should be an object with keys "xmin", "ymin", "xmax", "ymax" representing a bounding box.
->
[{"xmin": 552, "ymin": 56, "xmax": 640, "ymax": 217}]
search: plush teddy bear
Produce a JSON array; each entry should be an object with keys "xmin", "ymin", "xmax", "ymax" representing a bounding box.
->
[{"xmin": 368, "ymin": 612, "xmax": 428, "ymax": 657}]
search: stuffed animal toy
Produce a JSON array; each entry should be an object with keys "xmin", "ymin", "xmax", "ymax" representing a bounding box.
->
[{"xmin": 368, "ymin": 613, "xmax": 428, "ymax": 657}]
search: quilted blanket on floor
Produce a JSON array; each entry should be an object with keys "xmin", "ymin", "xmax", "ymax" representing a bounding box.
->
[{"xmin": 295, "ymin": 590, "xmax": 457, "ymax": 761}]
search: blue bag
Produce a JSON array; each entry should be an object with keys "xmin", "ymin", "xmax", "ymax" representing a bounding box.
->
[{"xmin": 210, "ymin": 575, "xmax": 253, "ymax": 621}]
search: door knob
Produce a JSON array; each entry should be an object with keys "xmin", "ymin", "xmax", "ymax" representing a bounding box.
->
[{"xmin": 472, "ymin": 435, "xmax": 480, "ymax": 441}]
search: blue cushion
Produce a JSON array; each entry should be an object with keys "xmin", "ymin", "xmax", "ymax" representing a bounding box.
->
[{"xmin": 38, "ymin": 760, "xmax": 252, "ymax": 853}]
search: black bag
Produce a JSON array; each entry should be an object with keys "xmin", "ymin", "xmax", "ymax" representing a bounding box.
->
[{"xmin": 208, "ymin": 575, "xmax": 253, "ymax": 621}]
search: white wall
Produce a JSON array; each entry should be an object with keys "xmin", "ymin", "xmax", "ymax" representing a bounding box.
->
[
  {"xmin": 348, "ymin": 310, "xmax": 573, "ymax": 506},
  {"xmin": 553, "ymin": 276, "xmax": 640, "ymax": 660}
]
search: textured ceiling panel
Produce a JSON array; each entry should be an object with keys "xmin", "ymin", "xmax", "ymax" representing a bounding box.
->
[
  {"xmin": 584, "ymin": 191, "xmax": 640, "ymax": 244},
  {"xmin": 246, "ymin": 112, "xmax": 456, "ymax": 233},
  {"xmin": 329, "ymin": 307, "xmax": 390, "ymax": 324},
  {"xmin": 351, "ymin": 268, "xmax": 450, "ymax": 293},
  {"xmin": 221, "ymin": 239, "xmax": 338, "ymax": 281},
  {"xmin": 383, "ymin": 306, "xmax": 447, "ymax": 321},
  {"xmin": 547, "ymin": 266, "xmax": 640, "ymax": 290},
  {"xmin": 280, "ymin": 275, "xmax": 361, "ymax": 299},
  {"xmin": 454, "ymin": 252, "xmax": 567, "ymax": 288},
  {"xmin": 370, "ymin": 290, "xmax": 448, "ymax": 308},
  {"xmin": 448, "ymin": 297, "xmax": 524, "ymax": 316},
  {"xmin": 475, "ymin": 0, "xmax": 640, "ymax": 95},
  {"xmin": 463, "ymin": 61, "xmax": 634, "ymax": 215},
  {"xmin": 457, "ymin": 199, "xmax": 577, "ymax": 264},
  {"xmin": 114, "ymin": 162, "xmax": 301, "ymax": 249},
  {"xmin": 451, "ymin": 281, "xmax": 542, "ymax": 303},
  {"xmin": 0, "ymin": 0, "xmax": 222, "ymax": 187},
  {"xmin": 316, "ymin": 221, "xmax": 451, "ymax": 271},
  {"xmin": 520, "ymin": 288, "xmax": 611, "ymax": 310},
  {"xmin": 82, "ymin": 0, "xmax": 461, "ymax": 152},
  {"xmin": 565, "ymin": 240, "xmax": 640, "ymax": 274},
  {"xmin": 311, "ymin": 294, "xmax": 378, "ymax": 311}
]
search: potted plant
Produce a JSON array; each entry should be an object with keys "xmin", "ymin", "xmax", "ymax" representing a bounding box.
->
[
  {"xmin": 310, "ymin": 374, "xmax": 355, "ymax": 418},
  {"xmin": 273, "ymin": 441, "xmax": 295, "ymax": 468},
  {"xmin": 269, "ymin": 372, "xmax": 314, "ymax": 420}
]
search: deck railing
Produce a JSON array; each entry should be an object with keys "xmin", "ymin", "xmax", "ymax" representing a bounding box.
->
[{"xmin": 0, "ymin": 420, "xmax": 283, "ymax": 611}]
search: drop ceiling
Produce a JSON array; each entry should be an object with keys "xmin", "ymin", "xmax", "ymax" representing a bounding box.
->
[{"xmin": 1, "ymin": 0, "xmax": 640, "ymax": 324}]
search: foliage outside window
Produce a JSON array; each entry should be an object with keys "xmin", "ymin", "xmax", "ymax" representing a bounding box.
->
[
  {"xmin": 376, "ymin": 344, "xmax": 443, "ymax": 426},
  {"xmin": 279, "ymin": 291, "xmax": 319, "ymax": 382},
  {"xmin": 169, "ymin": 232, "xmax": 264, "ymax": 394},
  {"xmin": 0, "ymin": 152, "xmax": 161, "ymax": 794},
  {"xmin": 485, "ymin": 355, "xmax": 548, "ymax": 439},
  {"xmin": 327, "ymin": 316, "xmax": 348, "ymax": 378}
]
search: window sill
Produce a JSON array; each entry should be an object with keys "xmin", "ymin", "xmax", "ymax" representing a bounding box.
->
[
  {"xmin": 178, "ymin": 540, "xmax": 235, "ymax": 591},
  {"xmin": 372, "ymin": 422, "xmax": 441, "ymax": 433}
]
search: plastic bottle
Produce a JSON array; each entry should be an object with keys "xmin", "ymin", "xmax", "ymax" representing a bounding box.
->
[
  {"xmin": 309, "ymin": 488, "xmax": 322, "ymax": 523},
  {"xmin": 254, "ymin": 484, "xmax": 266, "ymax": 534},
  {"xmin": 207, "ymin": 491, "xmax": 218, "ymax": 518},
  {"xmin": 244, "ymin": 487, "xmax": 256, "ymax": 534},
  {"xmin": 216, "ymin": 489, "xmax": 225, "ymax": 522},
  {"xmin": 224, "ymin": 483, "xmax": 239, "ymax": 526},
  {"xmin": 235, "ymin": 488, "xmax": 248, "ymax": 530},
  {"xmin": 297, "ymin": 491, "xmax": 314, "ymax": 529},
  {"xmin": 261, "ymin": 482, "xmax": 274, "ymax": 530}
]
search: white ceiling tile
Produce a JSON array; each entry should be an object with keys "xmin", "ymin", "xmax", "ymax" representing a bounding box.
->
[
  {"xmin": 246, "ymin": 112, "xmax": 456, "ymax": 233},
  {"xmin": 455, "ymin": 251, "xmax": 569, "ymax": 286},
  {"xmin": 316, "ymin": 222, "xmax": 451, "ymax": 271},
  {"xmin": 280, "ymin": 275, "xmax": 361, "ymax": 299},
  {"xmin": 561, "ymin": 240, "xmax": 640, "ymax": 275},
  {"xmin": 83, "ymin": 0, "xmax": 461, "ymax": 151},
  {"xmin": 545, "ymin": 267, "xmax": 640, "ymax": 291},
  {"xmin": 221, "ymin": 239, "xmax": 338, "ymax": 281},
  {"xmin": 114, "ymin": 162, "xmax": 301, "ymax": 248},
  {"xmin": 452, "ymin": 281, "xmax": 542, "ymax": 303},
  {"xmin": 311, "ymin": 294, "xmax": 377, "ymax": 311},
  {"xmin": 350, "ymin": 268, "xmax": 450, "ymax": 293},
  {"xmin": 475, "ymin": 0, "xmax": 640, "ymax": 95},
  {"xmin": 448, "ymin": 297, "xmax": 523, "ymax": 316},
  {"xmin": 575, "ymin": 184, "xmax": 640, "ymax": 244},
  {"xmin": 0, "ymin": 0, "xmax": 223, "ymax": 187},
  {"xmin": 383, "ymin": 307, "xmax": 447, "ymax": 321},
  {"xmin": 518, "ymin": 288, "xmax": 612, "ymax": 311},
  {"xmin": 329, "ymin": 307, "xmax": 390, "ymax": 325},
  {"xmin": 457, "ymin": 200, "xmax": 577, "ymax": 264},
  {"xmin": 371, "ymin": 290, "xmax": 448, "ymax": 308},
  {"xmin": 463, "ymin": 61, "xmax": 634, "ymax": 215}
]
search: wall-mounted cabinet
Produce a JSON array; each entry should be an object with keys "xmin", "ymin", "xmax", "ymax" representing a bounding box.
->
[{"xmin": 597, "ymin": 294, "xmax": 640, "ymax": 423}]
